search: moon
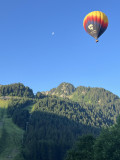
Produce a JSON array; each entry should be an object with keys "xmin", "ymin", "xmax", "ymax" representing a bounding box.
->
[{"xmin": 52, "ymin": 32, "xmax": 55, "ymax": 36}]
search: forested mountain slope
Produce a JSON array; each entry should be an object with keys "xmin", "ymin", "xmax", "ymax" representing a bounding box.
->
[
  {"xmin": 6, "ymin": 98, "xmax": 100, "ymax": 160},
  {"xmin": 1, "ymin": 82, "xmax": 120, "ymax": 160},
  {"xmin": 43, "ymin": 82, "xmax": 119, "ymax": 105},
  {"xmin": 32, "ymin": 96, "xmax": 120, "ymax": 128},
  {"xmin": 1, "ymin": 82, "xmax": 120, "ymax": 128},
  {"xmin": 41, "ymin": 82, "xmax": 120, "ymax": 127}
]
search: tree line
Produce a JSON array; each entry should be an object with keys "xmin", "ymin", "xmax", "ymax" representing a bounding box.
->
[
  {"xmin": 65, "ymin": 117, "xmax": 120, "ymax": 160},
  {"xmin": 0, "ymin": 83, "xmax": 34, "ymax": 98}
]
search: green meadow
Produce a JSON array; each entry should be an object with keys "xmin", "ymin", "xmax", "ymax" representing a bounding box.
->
[{"xmin": 0, "ymin": 99, "xmax": 24, "ymax": 160}]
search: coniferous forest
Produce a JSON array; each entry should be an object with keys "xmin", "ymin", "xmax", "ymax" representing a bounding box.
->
[{"xmin": 1, "ymin": 82, "xmax": 120, "ymax": 160}]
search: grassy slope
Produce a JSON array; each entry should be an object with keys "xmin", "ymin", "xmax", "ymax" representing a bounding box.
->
[
  {"xmin": 0, "ymin": 99, "xmax": 10, "ymax": 108},
  {"xmin": 23, "ymin": 104, "xmax": 34, "ymax": 113},
  {"xmin": 0, "ymin": 99, "xmax": 24, "ymax": 160}
]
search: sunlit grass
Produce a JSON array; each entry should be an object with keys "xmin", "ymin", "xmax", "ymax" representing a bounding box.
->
[
  {"xmin": 24, "ymin": 104, "xmax": 34, "ymax": 113},
  {"xmin": 0, "ymin": 99, "xmax": 10, "ymax": 108},
  {"xmin": 0, "ymin": 97, "xmax": 34, "ymax": 159},
  {"xmin": 0, "ymin": 107, "xmax": 24, "ymax": 160}
]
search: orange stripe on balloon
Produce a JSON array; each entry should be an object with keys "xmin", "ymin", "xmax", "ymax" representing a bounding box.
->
[{"xmin": 84, "ymin": 15, "xmax": 108, "ymax": 29}]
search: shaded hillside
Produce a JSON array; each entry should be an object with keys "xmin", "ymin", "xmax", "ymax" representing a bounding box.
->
[
  {"xmin": 32, "ymin": 96, "xmax": 120, "ymax": 128},
  {"xmin": 22, "ymin": 111, "xmax": 100, "ymax": 160},
  {"xmin": 6, "ymin": 98, "xmax": 100, "ymax": 160},
  {"xmin": 0, "ymin": 83, "xmax": 34, "ymax": 98}
]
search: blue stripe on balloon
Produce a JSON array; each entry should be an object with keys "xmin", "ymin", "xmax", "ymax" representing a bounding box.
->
[
  {"xmin": 85, "ymin": 20, "xmax": 107, "ymax": 38},
  {"xmin": 98, "ymin": 26, "xmax": 107, "ymax": 38}
]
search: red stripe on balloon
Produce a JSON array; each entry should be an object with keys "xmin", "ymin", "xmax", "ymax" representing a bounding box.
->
[
  {"xmin": 84, "ymin": 17, "xmax": 89, "ymax": 31},
  {"xmin": 84, "ymin": 15, "xmax": 108, "ymax": 32}
]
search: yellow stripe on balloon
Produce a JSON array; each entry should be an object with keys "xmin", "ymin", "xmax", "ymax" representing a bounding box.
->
[{"xmin": 83, "ymin": 11, "xmax": 108, "ymax": 26}]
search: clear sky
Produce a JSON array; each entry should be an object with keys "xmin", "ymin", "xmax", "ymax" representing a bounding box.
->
[{"xmin": 0, "ymin": 0, "xmax": 120, "ymax": 96}]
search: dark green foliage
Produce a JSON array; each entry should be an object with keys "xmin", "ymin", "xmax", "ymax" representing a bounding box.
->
[
  {"xmin": 6, "ymin": 96, "xmax": 100, "ymax": 160},
  {"xmin": 7, "ymin": 98, "xmax": 33, "ymax": 116},
  {"xmin": 32, "ymin": 96, "xmax": 119, "ymax": 128},
  {"xmin": 7, "ymin": 98, "xmax": 33, "ymax": 129},
  {"xmin": 0, "ymin": 108, "xmax": 7, "ymax": 153},
  {"xmin": 65, "ymin": 117, "xmax": 120, "ymax": 160},
  {"xmin": 0, "ymin": 127, "xmax": 8, "ymax": 153},
  {"xmin": 22, "ymin": 111, "xmax": 99, "ymax": 160},
  {"xmin": 65, "ymin": 135, "xmax": 95, "ymax": 160},
  {"xmin": 12, "ymin": 109, "xmax": 30, "ymax": 130},
  {"xmin": 32, "ymin": 97, "xmax": 89, "ymax": 125},
  {"xmin": 0, "ymin": 108, "xmax": 5, "ymax": 120},
  {"xmin": 94, "ymin": 120, "xmax": 120, "ymax": 160},
  {"xmin": 0, "ymin": 83, "xmax": 34, "ymax": 98},
  {"xmin": 14, "ymin": 153, "xmax": 25, "ymax": 160},
  {"xmin": 35, "ymin": 92, "xmax": 46, "ymax": 99}
]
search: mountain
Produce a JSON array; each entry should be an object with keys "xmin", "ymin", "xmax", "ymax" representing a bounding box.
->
[
  {"xmin": 0, "ymin": 82, "xmax": 120, "ymax": 128},
  {"xmin": 39, "ymin": 82, "xmax": 120, "ymax": 128},
  {"xmin": 42, "ymin": 82, "xmax": 75, "ymax": 97},
  {"xmin": 1, "ymin": 82, "xmax": 120, "ymax": 160},
  {"xmin": 42, "ymin": 82, "xmax": 119, "ymax": 104}
]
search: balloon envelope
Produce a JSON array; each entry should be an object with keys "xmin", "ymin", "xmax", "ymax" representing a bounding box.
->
[{"xmin": 83, "ymin": 11, "xmax": 108, "ymax": 40}]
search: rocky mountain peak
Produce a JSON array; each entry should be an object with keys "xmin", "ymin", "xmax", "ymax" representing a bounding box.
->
[{"xmin": 44, "ymin": 82, "xmax": 76, "ymax": 97}]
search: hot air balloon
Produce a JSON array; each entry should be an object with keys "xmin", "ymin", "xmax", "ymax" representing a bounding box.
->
[{"xmin": 83, "ymin": 11, "xmax": 108, "ymax": 42}]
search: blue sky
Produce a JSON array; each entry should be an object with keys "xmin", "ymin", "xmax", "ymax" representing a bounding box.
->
[{"xmin": 0, "ymin": 0, "xmax": 120, "ymax": 96}]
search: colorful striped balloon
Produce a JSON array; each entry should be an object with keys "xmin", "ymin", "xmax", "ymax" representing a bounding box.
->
[{"xmin": 83, "ymin": 11, "xmax": 108, "ymax": 42}]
